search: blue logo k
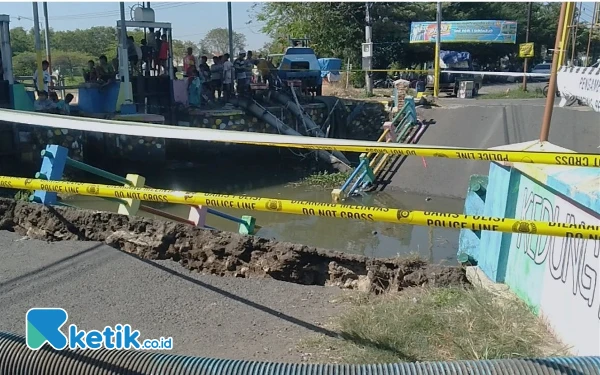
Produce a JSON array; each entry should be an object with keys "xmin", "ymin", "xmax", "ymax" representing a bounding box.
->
[{"xmin": 26, "ymin": 308, "xmax": 69, "ymax": 350}]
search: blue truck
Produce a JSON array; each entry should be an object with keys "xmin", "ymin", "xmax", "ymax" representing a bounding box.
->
[{"xmin": 275, "ymin": 38, "xmax": 323, "ymax": 96}]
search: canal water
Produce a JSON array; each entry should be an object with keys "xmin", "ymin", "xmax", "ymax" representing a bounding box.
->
[{"xmin": 65, "ymin": 180, "xmax": 464, "ymax": 264}]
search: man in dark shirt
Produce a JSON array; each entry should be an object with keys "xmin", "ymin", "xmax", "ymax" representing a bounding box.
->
[
  {"xmin": 198, "ymin": 56, "xmax": 211, "ymax": 100},
  {"xmin": 140, "ymin": 39, "xmax": 153, "ymax": 75}
]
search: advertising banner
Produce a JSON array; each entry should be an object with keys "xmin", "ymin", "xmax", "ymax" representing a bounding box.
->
[
  {"xmin": 519, "ymin": 42, "xmax": 535, "ymax": 58},
  {"xmin": 410, "ymin": 20, "xmax": 517, "ymax": 44},
  {"xmin": 557, "ymin": 66, "xmax": 600, "ymax": 112}
]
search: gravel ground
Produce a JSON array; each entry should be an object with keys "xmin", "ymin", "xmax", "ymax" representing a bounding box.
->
[{"xmin": 0, "ymin": 231, "xmax": 347, "ymax": 362}]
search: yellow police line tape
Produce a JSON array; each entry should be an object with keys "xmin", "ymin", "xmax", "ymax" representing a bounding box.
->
[
  {"xmin": 2, "ymin": 176, "xmax": 599, "ymax": 239},
  {"xmin": 1, "ymin": 109, "xmax": 599, "ymax": 168},
  {"xmin": 236, "ymin": 141, "xmax": 600, "ymax": 168}
]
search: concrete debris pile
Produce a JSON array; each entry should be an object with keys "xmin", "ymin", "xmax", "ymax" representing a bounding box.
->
[{"xmin": 0, "ymin": 198, "xmax": 469, "ymax": 293}]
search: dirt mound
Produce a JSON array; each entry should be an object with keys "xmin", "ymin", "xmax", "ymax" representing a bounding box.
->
[{"xmin": 0, "ymin": 198, "xmax": 468, "ymax": 293}]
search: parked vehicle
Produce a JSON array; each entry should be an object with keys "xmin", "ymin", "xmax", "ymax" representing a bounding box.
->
[
  {"xmin": 426, "ymin": 51, "xmax": 483, "ymax": 96},
  {"xmin": 531, "ymin": 63, "xmax": 551, "ymax": 82}
]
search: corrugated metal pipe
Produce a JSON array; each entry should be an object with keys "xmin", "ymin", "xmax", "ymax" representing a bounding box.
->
[{"xmin": 1, "ymin": 331, "xmax": 599, "ymax": 375}]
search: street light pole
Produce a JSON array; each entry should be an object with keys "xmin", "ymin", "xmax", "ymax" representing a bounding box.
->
[
  {"xmin": 522, "ymin": 2, "xmax": 532, "ymax": 91},
  {"xmin": 119, "ymin": 1, "xmax": 132, "ymax": 103},
  {"xmin": 32, "ymin": 2, "xmax": 43, "ymax": 92},
  {"xmin": 364, "ymin": 2, "xmax": 373, "ymax": 95},
  {"xmin": 227, "ymin": 2, "xmax": 234, "ymax": 57},
  {"xmin": 42, "ymin": 2, "xmax": 52, "ymax": 88},
  {"xmin": 433, "ymin": 2, "xmax": 441, "ymax": 98}
]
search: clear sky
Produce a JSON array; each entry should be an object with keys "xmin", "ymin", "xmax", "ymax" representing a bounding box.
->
[
  {"xmin": 2, "ymin": 1, "xmax": 271, "ymax": 50},
  {"xmin": 2, "ymin": 1, "xmax": 598, "ymax": 51}
]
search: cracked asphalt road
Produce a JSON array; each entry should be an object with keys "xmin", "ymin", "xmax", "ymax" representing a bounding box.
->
[{"xmin": 0, "ymin": 231, "xmax": 347, "ymax": 362}]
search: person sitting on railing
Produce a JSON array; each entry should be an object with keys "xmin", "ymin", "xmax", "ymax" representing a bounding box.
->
[
  {"xmin": 56, "ymin": 93, "xmax": 74, "ymax": 115},
  {"xmin": 34, "ymin": 90, "xmax": 57, "ymax": 112},
  {"xmin": 83, "ymin": 60, "xmax": 98, "ymax": 83},
  {"xmin": 96, "ymin": 55, "xmax": 115, "ymax": 85}
]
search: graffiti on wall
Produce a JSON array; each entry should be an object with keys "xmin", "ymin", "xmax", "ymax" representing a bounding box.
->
[{"xmin": 515, "ymin": 185, "xmax": 600, "ymax": 319}]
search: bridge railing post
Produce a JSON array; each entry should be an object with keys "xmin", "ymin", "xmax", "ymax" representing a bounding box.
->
[{"xmin": 31, "ymin": 145, "xmax": 68, "ymax": 205}]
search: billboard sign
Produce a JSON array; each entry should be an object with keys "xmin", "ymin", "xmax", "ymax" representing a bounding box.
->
[{"xmin": 410, "ymin": 20, "xmax": 517, "ymax": 44}]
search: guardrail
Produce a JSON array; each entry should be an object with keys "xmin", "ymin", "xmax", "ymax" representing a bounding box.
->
[
  {"xmin": 2, "ymin": 175, "xmax": 598, "ymax": 239},
  {"xmin": 3, "ymin": 109, "xmax": 596, "ymax": 167},
  {"xmin": 332, "ymin": 97, "xmax": 422, "ymax": 201},
  {"xmin": 27, "ymin": 144, "xmax": 257, "ymax": 235},
  {"xmin": 14, "ymin": 74, "xmax": 71, "ymax": 98}
]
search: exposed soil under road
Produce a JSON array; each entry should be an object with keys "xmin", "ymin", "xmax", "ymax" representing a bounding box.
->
[{"xmin": 0, "ymin": 198, "xmax": 468, "ymax": 293}]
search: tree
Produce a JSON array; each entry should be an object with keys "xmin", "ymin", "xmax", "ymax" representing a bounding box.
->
[
  {"xmin": 12, "ymin": 52, "xmax": 37, "ymax": 77},
  {"xmin": 9, "ymin": 27, "xmax": 33, "ymax": 55},
  {"xmin": 7, "ymin": 26, "xmax": 190, "ymax": 76},
  {"xmin": 254, "ymin": 2, "xmax": 565, "ymax": 74},
  {"xmin": 200, "ymin": 28, "xmax": 246, "ymax": 56},
  {"xmin": 172, "ymin": 40, "xmax": 200, "ymax": 66}
]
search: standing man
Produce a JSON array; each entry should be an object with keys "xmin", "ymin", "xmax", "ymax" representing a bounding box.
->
[
  {"xmin": 183, "ymin": 47, "xmax": 197, "ymax": 77},
  {"xmin": 233, "ymin": 51, "xmax": 247, "ymax": 96},
  {"xmin": 210, "ymin": 55, "xmax": 223, "ymax": 101},
  {"xmin": 198, "ymin": 56, "xmax": 211, "ymax": 101},
  {"xmin": 140, "ymin": 39, "xmax": 153, "ymax": 76},
  {"xmin": 33, "ymin": 60, "xmax": 51, "ymax": 93},
  {"xmin": 245, "ymin": 50, "xmax": 257, "ymax": 84},
  {"xmin": 222, "ymin": 53, "xmax": 233, "ymax": 101}
]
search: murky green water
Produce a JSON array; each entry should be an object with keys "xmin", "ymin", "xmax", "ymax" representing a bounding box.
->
[{"xmin": 65, "ymin": 183, "xmax": 463, "ymax": 263}]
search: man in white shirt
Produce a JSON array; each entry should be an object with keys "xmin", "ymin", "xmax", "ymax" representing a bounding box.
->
[
  {"xmin": 233, "ymin": 51, "xmax": 247, "ymax": 96},
  {"xmin": 33, "ymin": 60, "xmax": 51, "ymax": 93},
  {"xmin": 222, "ymin": 53, "xmax": 234, "ymax": 101}
]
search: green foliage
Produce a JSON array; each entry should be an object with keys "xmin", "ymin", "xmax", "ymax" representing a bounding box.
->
[
  {"xmin": 288, "ymin": 171, "xmax": 351, "ymax": 189},
  {"xmin": 254, "ymin": 2, "xmax": 580, "ymax": 76},
  {"xmin": 200, "ymin": 28, "xmax": 247, "ymax": 56},
  {"xmin": 14, "ymin": 190, "xmax": 32, "ymax": 202},
  {"xmin": 12, "ymin": 52, "xmax": 37, "ymax": 77},
  {"xmin": 8, "ymin": 26, "xmax": 246, "ymax": 76}
]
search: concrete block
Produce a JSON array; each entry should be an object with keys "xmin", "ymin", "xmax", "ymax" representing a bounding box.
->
[
  {"xmin": 188, "ymin": 205, "xmax": 208, "ymax": 227},
  {"xmin": 238, "ymin": 215, "xmax": 256, "ymax": 235},
  {"xmin": 331, "ymin": 188, "xmax": 344, "ymax": 203},
  {"xmin": 117, "ymin": 174, "xmax": 145, "ymax": 216}
]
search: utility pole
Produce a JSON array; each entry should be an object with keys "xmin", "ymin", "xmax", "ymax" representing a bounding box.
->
[
  {"xmin": 227, "ymin": 2, "xmax": 234, "ymax": 57},
  {"xmin": 540, "ymin": 2, "xmax": 568, "ymax": 142},
  {"xmin": 433, "ymin": 2, "xmax": 441, "ymax": 98},
  {"xmin": 522, "ymin": 2, "xmax": 532, "ymax": 91},
  {"xmin": 585, "ymin": 2, "xmax": 598, "ymax": 65},
  {"xmin": 570, "ymin": 2, "xmax": 582, "ymax": 64},
  {"xmin": 42, "ymin": 2, "xmax": 52, "ymax": 88},
  {"xmin": 32, "ymin": 2, "xmax": 43, "ymax": 92},
  {"xmin": 364, "ymin": 2, "xmax": 373, "ymax": 95},
  {"xmin": 119, "ymin": 1, "xmax": 132, "ymax": 103}
]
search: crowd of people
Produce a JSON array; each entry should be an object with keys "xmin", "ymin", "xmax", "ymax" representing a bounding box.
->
[
  {"xmin": 81, "ymin": 29, "xmax": 173, "ymax": 85},
  {"xmin": 30, "ymin": 35, "xmax": 278, "ymax": 111},
  {"xmin": 184, "ymin": 49, "xmax": 277, "ymax": 107}
]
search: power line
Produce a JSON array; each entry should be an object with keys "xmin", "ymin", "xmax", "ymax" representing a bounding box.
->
[
  {"xmin": 48, "ymin": 2, "xmax": 193, "ymax": 21},
  {"xmin": 175, "ymin": 22, "xmax": 266, "ymax": 41}
]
